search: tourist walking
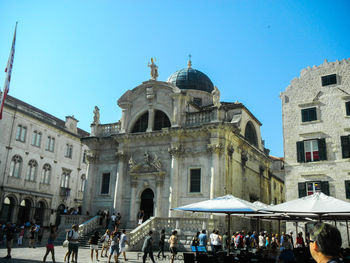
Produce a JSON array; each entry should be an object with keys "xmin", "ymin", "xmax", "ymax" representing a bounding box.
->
[
  {"xmin": 212, "ymin": 230, "xmax": 222, "ymax": 254},
  {"xmin": 100, "ymin": 229, "xmax": 110, "ymax": 258},
  {"xmin": 29, "ymin": 225, "xmax": 36, "ymax": 248},
  {"xmin": 18, "ymin": 226, "xmax": 24, "ymax": 246},
  {"xmin": 295, "ymin": 232, "xmax": 305, "ymax": 248},
  {"xmin": 119, "ymin": 229, "xmax": 129, "ymax": 261},
  {"xmin": 142, "ymin": 231, "xmax": 156, "ymax": 263},
  {"xmin": 66, "ymin": 224, "xmax": 79, "ymax": 263},
  {"xmin": 89, "ymin": 231, "xmax": 100, "ymax": 262},
  {"xmin": 198, "ymin": 230, "xmax": 208, "ymax": 251},
  {"xmin": 168, "ymin": 230, "xmax": 178, "ymax": 263},
  {"xmin": 3, "ymin": 222, "xmax": 15, "ymax": 259},
  {"xmin": 38, "ymin": 226, "xmax": 44, "ymax": 245},
  {"xmin": 108, "ymin": 231, "xmax": 120, "ymax": 263},
  {"xmin": 137, "ymin": 210, "xmax": 144, "ymax": 226},
  {"xmin": 157, "ymin": 229, "xmax": 166, "ymax": 259},
  {"xmin": 43, "ymin": 225, "xmax": 57, "ymax": 263}
]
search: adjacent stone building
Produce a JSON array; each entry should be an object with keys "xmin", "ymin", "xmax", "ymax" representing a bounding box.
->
[
  {"xmin": 0, "ymin": 95, "xmax": 89, "ymax": 226},
  {"xmin": 280, "ymin": 58, "xmax": 350, "ymax": 237},
  {"xmin": 82, "ymin": 59, "xmax": 284, "ymax": 230}
]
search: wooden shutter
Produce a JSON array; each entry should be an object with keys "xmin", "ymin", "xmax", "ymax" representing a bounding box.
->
[
  {"xmin": 296, "ymin": 141, "xmax": 305, "ymax": 163},
  {"xmin": 321, "ymin": 181, "xmax": 329, "ymax": 195},
  {"xmin": 341, "ymin": 135, "xmax": 350, "ymax": 158},
  {"xmin": 298, "ymin": 182, "xmax": 306, "ymax": 198},
  {"xmin": 346, "ymin": 102, "xmax": 350, "ymax": 116},
  {"xmin": 345, "ymin": 181, "xmax": 350, "ymax": 199},
  {"xmin": 318, "ymin": 138, "xmax": 327, "ymax": 161}
]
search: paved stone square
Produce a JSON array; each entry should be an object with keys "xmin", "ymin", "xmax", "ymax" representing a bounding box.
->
[{"xmin": 0, "ymin": 246, "xmax": 184, "ymax": 262}]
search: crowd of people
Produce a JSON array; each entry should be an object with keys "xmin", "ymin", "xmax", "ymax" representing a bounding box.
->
[{"xmin": 0, "ymin": 215, "xmax": 346, "ymax": 263}]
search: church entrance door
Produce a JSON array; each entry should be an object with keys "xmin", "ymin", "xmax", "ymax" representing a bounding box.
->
[{"xmin": 140, "ymin": 188, "xmax": 154, "ymax": 221}]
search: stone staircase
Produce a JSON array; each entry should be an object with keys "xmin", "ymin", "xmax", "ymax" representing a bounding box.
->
[{"xmin": 128, "ymin": 217, "xmax": 220, "ymax": 252}]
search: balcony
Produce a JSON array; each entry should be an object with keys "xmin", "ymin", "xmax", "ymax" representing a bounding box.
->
[{"xmin": 59, "ymin": 187, "xmax": 71, "ymax": 197}]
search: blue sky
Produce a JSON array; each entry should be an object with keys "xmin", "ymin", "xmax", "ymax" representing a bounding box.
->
[{"xmin": 0, "ymin": 0, "xmax": 349, "ymax": 157}]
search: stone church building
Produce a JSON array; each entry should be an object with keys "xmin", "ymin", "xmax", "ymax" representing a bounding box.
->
[{"xmin": 82, "ymin": 59, "xmax": 284, "ymax": 229}]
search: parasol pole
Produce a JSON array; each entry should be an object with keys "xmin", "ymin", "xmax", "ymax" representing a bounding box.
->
[
  {"xmin": 278, "ymin": 219, "xmax": 281, "ymax": 236},
  {"xmin": 227, "ymin": 213, "xmax": 231, "ymax": 256},
  {"xmin": 346, "ymin": 220, "xmax": 350, "ymax": 247}
]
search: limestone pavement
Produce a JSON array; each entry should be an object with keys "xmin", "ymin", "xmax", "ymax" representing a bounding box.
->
[{"xmin": 0, "ymin": 246, "xmax": 183, "ymax": 263}]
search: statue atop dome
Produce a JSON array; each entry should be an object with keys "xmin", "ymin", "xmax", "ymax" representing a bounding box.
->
[{"xmin": 148, "ymin": 58, "xmax": 158, "ymax": 80}]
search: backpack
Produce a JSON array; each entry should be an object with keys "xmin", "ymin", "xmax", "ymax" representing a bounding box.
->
[{"xmin": 66, "ymin": 230, "xmax": 73, "ymax": 241}]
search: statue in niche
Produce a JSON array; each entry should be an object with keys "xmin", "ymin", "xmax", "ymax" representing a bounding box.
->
[
  {"xmin": 93, "ymin": 106, "xmax": 100, "ymax": 125},
  {"xmin": 148, "ymin": 58, "xmax": 158, "ymax": 80},
  {"xmin": 212, "ymin": 86, "xmax": 221, "ymax": 108}
]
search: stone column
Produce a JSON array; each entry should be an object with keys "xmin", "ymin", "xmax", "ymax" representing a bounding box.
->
[
  {"xmin": 208, "ymin": 142, "xmax": 224, "ymax": 199},
  {"xmin": 120, "ymin": 109, "xmax": 127, "ymax": 133},
  {"xmin": 147, "ymin": 108, "xmax": 155, "ymax": 132},
  {"xmin": 155, "ymin": 179, "xmax": 163, "ymax": 217},
  {"xmin": 113, "ymin": 151, "xmax": 127, "ymax": 214},
  {"xmin": 129, "ymin": 180, "xmax": 138, "ymax": 223},
  {"xmin": 168, "ymin": 144, "xmax": 184, "ymax": 217}
]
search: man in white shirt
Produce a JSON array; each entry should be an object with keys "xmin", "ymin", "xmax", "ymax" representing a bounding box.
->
[{"xmin": 67, "ymin": 224, "xmax": 79, "ymax": 263}]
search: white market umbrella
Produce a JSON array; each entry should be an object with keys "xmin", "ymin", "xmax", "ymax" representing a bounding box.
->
[
  {"xmin": 173, "ymin": 194, "xmax": 262, "ymax": 213},
  {"xmin": 173, "ymin": 195, "xmax": 269, "ymax": 255},
  {"xmin": 260, "ymin": 192, "xmax": 350, "ymax": 216}
]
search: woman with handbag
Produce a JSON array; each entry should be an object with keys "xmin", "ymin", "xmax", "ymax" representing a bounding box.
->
[{"xmin": 100, "ymin": 229, "xmax": 110, "ymax": 258}]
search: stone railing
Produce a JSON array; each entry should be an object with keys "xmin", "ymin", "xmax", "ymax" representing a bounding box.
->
[
  {"xmin": 95, "ymin": 122, "xmax": 120, "ymax": 137},
  {"xmin": 129, "ymin": 217, "xmax": 217, "ymax": 248},
  {"xmin": 78, "ymin": 215, "xmax": 101, "ymax": 237},
  {"xmin": 186, "ymin": 111, "xmax": 214, "ymax": 126},
  {"xmin": 58, "ymin": 215, "xmax": 91, "ymax": 231}
]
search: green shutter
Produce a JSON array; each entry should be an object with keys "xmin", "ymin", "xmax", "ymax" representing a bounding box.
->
[
  {"xmin": 301, "ymin": 109, "xmax": 307, "ymax": 122},
  {"xmin": 341, "ymin": 135, "xmax": 350, "ymax": 158},
  {"xmin": 298, "ymin": 182, "xmax": 306, "ymax": 198},
  {"xmin": 296, "ymin": 141, "xmax": 305, "ymax": 163},
  {"xmin": 345, "ymin": 181, "xmax": 350, "ymax": 199},
  {"xmin": 346, "ymin": 102, "xmax": 350, "ymax": 116},
  {"xmin": 318, "ymin": 138, "xmax": 327, "ymax": 161},
  {"xmin": 321, "ymin": 181, "xmax": 329, "ymax": 195}
]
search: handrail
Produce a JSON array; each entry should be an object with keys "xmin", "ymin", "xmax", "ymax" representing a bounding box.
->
[{"xmin": 78, "ymin": 215, "xmax": 101, "ymax": 237}]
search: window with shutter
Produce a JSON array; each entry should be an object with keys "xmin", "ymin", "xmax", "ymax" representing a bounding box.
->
[
  {"xmin": 318, "ymin": 138, "xmax": 327, "ymax": 161},
  {"xmin": 298, "ymin": 182, "xmax": 306, "ymax": 198},
  {"xmin": 306, "ymin": 181, "xmax": 322, "ymax": 195},
  {"xmin": 101, "ymin": 173, "xmax": 110, "ymax": 194},
  {"xmin": 321, "ymin": 74, "xmax": 337, "ymax": 86},
  {"xmin": 341, "ymin": 135, "xmax": 350, "ymax": 158},
  {"xmin": 321, "ymin": 181, "xmax": 329, "ymax": 195},
  {"xmin": 190, "ymin": 169, "xmax": 201, "ymax": 193},
  {"xmin": 346, "ymin": 101, "xmax": 350, "ymax": 116},
  {"xmin": 296, "ymin": 141, "xmax": 305, "ymax": 163},
  {"xmin": 301, "ymin": 107, "xmax": 317, "ymax": 122},
  {"xmin": 345, "ymin": 181, "xmax": 350, "ymax": 199}
]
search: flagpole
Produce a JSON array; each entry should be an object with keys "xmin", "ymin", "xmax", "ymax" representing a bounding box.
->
[{"xmin": 0, "ymin": 22, "xmax": 17, "ymax": 120}]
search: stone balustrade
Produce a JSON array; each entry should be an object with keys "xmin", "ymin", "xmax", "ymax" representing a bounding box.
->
[
  {"xmin": 58, "ymin": 215, "xmax": 91, "ymax": 231},
  {"xmin": 186, "ymin": 111, "xmax": 214, "ymax": 126},
  {"xmin": 95, "ymin": 122, "xmax": 120, "ymax": 137},
  {"xmin": 78, "ymin": 215, "xmax": 101, "ymax": 237},
  {"xmin": 129, "ymin": 217, "xmax": 217, "ymax": 249}
]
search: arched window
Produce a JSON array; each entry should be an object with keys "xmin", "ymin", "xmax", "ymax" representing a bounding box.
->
[
  {"xmin": 131, "ymin": 112, "xmax": 149, "ymax": 133},
  {"xmin": 153, "ymin": 110, "xmax": 171, "ymax": 131},
  {"xmin": 245, "ymin": 121, "xmax": 258, "ymax": 147},
  {"xmin": 9, "ymin": 155, "xmax": 22, "ymax": 178},
  {"xmin": 26, "ymin": 159, "xmax": 38, "ymax": 181},
  {"xmin": 42, "ymin": 164, "xmax": 51, "ymax": 184}
]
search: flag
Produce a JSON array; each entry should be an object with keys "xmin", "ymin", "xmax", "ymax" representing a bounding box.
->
[{"xmin": 0, "ymin": 22, "xmax": 17, "ymax": 120}]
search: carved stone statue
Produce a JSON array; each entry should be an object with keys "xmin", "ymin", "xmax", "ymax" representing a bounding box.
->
[
  {"xmin": 151, "ymin": 153, "xmax": 162, "ymax": 170},
  {"xmin": 93, "ymin": 106, "xmax": 100, "ymax": 125},
  {"xmin": 148, "ymin": 58, "xmax": 158, "ymax": 80},
  {"xmin": 212, "ymin": 86, "xmax": 221, "ymax": 108}
]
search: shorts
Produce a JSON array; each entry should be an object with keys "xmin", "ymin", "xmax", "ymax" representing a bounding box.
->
[
  {"xmin": 120, "ymin": 246, "xmax": 126, "ymax": 252},
  {"xmin": 102, "ymin": 241, "xmax": 109, "ymax": 247},
  {"xmin": 90, "ymin": 244, "xmax": 98, "ymax": 250},
  {"xmin": 110, "ymin": 245, "xmax": 120, "ymax": 255},
  {"xmin": 68, "ymin": 243, "xmax": 79, "ymax": 253},
  {"xmin": 46, "ymin": 244, "xmax": 54, "ymax": 250},
  {"xmin": 170, "ymin": 246, "xmax": 177, "ymax": 255}
]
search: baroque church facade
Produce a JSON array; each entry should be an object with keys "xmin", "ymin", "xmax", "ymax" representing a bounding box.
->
[{"xmin": 82, "ymin": 59, "xmax": 284, "ymax": 229}]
